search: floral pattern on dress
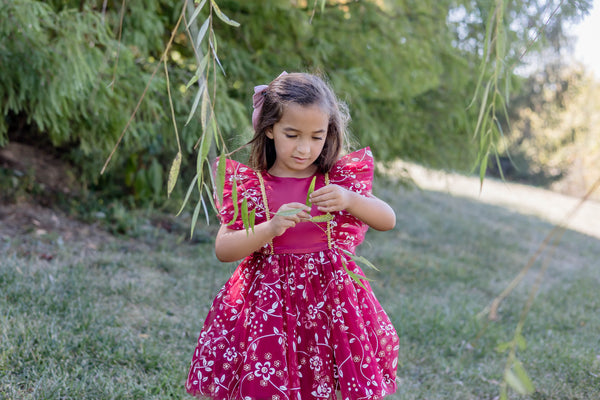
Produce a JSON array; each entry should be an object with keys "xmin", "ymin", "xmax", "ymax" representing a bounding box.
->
[{"xmin": 187, "ymin": 148, "xmax": 398, "ymax": 400}]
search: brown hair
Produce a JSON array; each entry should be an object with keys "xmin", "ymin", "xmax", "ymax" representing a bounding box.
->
[{"xmin": 248, "ymin": 72, "xmax": 350, "ymax": 173}]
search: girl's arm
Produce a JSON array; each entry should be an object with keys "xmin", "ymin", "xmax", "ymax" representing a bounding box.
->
[
  {"xmin": 309, "ymin": 185, "xmax": 396, "ymax": 231},
  {"xmin": 215, "ymin": 202, "xmax": 311, "ymax": 262}
]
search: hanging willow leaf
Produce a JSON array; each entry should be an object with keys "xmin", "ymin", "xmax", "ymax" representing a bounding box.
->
[
  {"xmin": 216, "ymin": 154, "xmax": 226, "ymax": 205},
  {"xmin": 167, "ymin": 151, "xmax": 182, "ymax": 198},
  {"xmin": 210, "ymin": 0, "xmax": 240, "ymax": 27},
  {"xmin": 211, "ymin": 112, "xmax": 219, "ymax": 144},
  {"xmin": 185, "ymin": 72, "xmax": 199, "ymax": 91},
  {"xmin": 342, "ymin": 260, "xmax": 373, "ymax": 291},
  {"xmin": 341, "ymin": 249, "xmax": 380, "ymax": 271},
  {"xmin": 185, "ymin": 53, "xmax": 209, "ymax": 91},
  {"xmin": 241, "ymin": 196, "xmax": 249, "ymax": 234},
  {"xmin": 209, "ymin": 30, "xmax": 225, "ymax": 75},
  {"xmin": 227, "ymin": 177, "xmax": 238, "ymax": 226},
  {"xmin": 202, "ymin": 182, "xmax": 216, "ymax": 216},
  {"xmin": 200, "ymin": 188, "xmax": 210, "ymax": 225},
  {"xmin": 177, "ymin": 174, "xmax": 198, "ymax": 216},
  {"xmin": 185, "ymin": 83, "xmax": 204, "ymax": 126},
  {"xmin": 479, "ymin": 150, "xmax": 489, "ymax": 184},
  {"xmin": 200, "ymin": 85, "xmax": 210, "ymax": 130},
  {"xmin": 196, "ymin": 17, "xmax": 210, "ymax": 47},
  {"xmin": 505, "ymin": 361, "xmax": 534, "ymax": 395},
  {"xmin": 191, "ymin": 193, "xmax": 203, "ymax": 238},
  {"xmin": 473, "ymin": 80, "xmax": 492, "ymax": 139},
  {"xmin": 249, "ymin": 208, "xmax": 256, "ymax": 233},
  {"xmin": 193, "ymin": 115, "xmax": 213, "ymax": 196},
  {"xmin": 199, "ymin": 115, "xmax": 213, "ymax": 164},
  {"xmin": 187, "ymin": 0, "xmax": 208, "ymax": 28}
]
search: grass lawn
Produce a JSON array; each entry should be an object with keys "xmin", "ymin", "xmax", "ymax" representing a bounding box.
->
[{"xmin": 1, "ymin": 177, "xmax": 599, "ymax": 399}]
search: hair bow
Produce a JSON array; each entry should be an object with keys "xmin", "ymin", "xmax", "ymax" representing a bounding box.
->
[{"xmin": 252, "ymin": 71, "xmax": 288, "ymax": 132}]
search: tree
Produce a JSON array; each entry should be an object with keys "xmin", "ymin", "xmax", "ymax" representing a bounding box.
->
[{"xmin": 0, "ymin": 0, "xmax": 591, "ymax": 202}]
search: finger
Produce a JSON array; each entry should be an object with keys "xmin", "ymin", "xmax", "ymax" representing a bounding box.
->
[
  {"xmin": 298, "ymin": 211, "xmax": 312, "ymax": 220},
  {"xmin": 318, "ymin": 200, "xmax": 342, "ymax": 213},
  {"xmin": 310, "ymin": 191, "xmax": 331, "ymax": 204},
  {"xmin": 310, "ymin": 186, "xmax": 332, "ymax": 198},
  {"xmin": 286, "ymin": 201, "xmax": 311, "ymax": 210},
  {"xmin": 317, "ymin": 205, "xmax": 330, "ymax": 213},
  {"xmin": 313, "ymin": 185, "xmax": 335, "ymax": 194}
]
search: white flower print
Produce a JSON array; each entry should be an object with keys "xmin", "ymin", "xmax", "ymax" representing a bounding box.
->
[
  {"xmin": 307, "ymin": 304, "xmax": 319, "ymax": 319},
  {"xmin": 309, "ymin": 355, "xmax": 322, "ymax": 371},
  {"xmin": 254, "ymin": 361, "xmax": 275, "ymax": 381},
  {"xmin": 311, "ymin": 382, "xmax": 332, "ymax": 398},
  {"xmin": 287, "ymin": 272, "xmax": 296, "ymax": 290},
  {"xmin": 332, "ymin": 302, "xmax": 348, "ymax": 323},
  {"xmin": 306, "ymin": 258, "xmax": 319, "ymax": 275},
  {"xmin": 223, "ymin": 347, "xmax": 238, "ymax": 362},
  {"xmin": 334, "ymin": 270, "xmax": 345, "ymax": 285},
  {"xmin": 199, "ymin": 358, "xmax": 214, "ymax": 372}
]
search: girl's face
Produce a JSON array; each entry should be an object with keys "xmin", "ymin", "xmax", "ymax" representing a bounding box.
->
[{"xmin": 266, "ymin": 103, "xmax": 328, "ymax": 178}]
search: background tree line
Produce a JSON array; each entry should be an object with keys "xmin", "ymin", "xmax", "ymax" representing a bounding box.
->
[{"xmin": 0, "ymin": 0, "xmax": 595, "ymax": 208}]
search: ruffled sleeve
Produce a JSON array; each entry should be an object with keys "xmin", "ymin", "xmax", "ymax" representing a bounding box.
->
[
  {"xmin": 213, "ymin": 159, "xmax": 266, "ymax": 230},
  {"xmin": 328, "ymin": 147, "xmax": 375, "ymax": 253}
]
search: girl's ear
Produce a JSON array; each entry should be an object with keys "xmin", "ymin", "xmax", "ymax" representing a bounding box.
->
[{"xmin": 265, "ymin": 128, "xmax": 274, "ymax": 139}]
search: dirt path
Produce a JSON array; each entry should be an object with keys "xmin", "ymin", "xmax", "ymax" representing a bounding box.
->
[{"xmin": 390, "ymin": 161, "xmax": 600, "ymax": 240}]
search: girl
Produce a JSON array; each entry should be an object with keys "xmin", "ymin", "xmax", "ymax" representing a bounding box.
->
[{"xmin": 186, "ymin": 72, "xmax": 399, "ymax": 400}]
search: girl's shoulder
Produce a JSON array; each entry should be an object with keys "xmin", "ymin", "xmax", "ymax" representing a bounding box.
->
[
  {"xmin": 334, "ymin": 147, "xmax": 374, "ymax": 169},
  {"xmin": 213, "ymin": 158, "xmax": 265, "ymax": 228},
  {"xmin": 214, "ymin": 158, "xmax": 261, "ymax": 186},
  {"xmin": 217, "ymin": 158, "xmax": 256, "ymax": 176},
  {"xmin": 329, "ymin": 147, "xmax": 374, "ymax": 195}
]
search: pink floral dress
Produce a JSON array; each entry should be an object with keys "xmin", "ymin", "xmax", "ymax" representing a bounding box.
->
[{"xmin": 186, "ymin": 148, "xmax": 399, "ymax": 400}]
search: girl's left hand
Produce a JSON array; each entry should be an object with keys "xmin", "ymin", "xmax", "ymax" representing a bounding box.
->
[{"xmin": 309, "ymin": 184, "xmax": 352, "ymax": 213}]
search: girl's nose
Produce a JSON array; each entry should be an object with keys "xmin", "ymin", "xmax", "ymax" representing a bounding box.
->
[{"xmin": 296, "ymin": 139, "xmax": 309, "ymax": 153}]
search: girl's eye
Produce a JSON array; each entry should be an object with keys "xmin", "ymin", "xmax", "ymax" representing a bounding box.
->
[
  {"xmin": 285, "ymin": 134, "xmax": 297, "ymax": 138},
  {"xmin": 313, "ymin": 137, "xmax": 324, "ymax": 141}
]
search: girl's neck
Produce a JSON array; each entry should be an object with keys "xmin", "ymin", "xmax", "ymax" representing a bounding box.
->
[{"xmin": 267, "ymin": 164, "xmax": 318, "ymax": 178}]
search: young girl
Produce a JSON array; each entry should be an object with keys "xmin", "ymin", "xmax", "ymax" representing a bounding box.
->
[{"xmin": 186, "ymin": 72, "xmax": 399, "ymax": 400}]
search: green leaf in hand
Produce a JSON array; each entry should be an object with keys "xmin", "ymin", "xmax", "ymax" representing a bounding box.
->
[
  {"xmin": 275, "ymin": 208, "xmax": 305, "ymax": 217},
  {"xmin": 306, "ymin": 176, "xmax": 316, "ymax": 207},
  {"xmin": 309, "ymin": 213, "xmax": 333, "ymax": 222}
]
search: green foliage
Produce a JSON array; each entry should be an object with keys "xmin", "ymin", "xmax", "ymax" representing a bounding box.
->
[
  {"xmin": 466, "ymin": 0, "xmax": 592, "ymax": 184},
  {"xmin": 211, "ymin": 1, "xmax": 479, "ymax": 169},
  {"xmin": 0, "ymin": 166, "xmax": 44, "ymax": 204},
  {"xmin": 0, "ymin": 0, "xmax": 592, "ymax": 208},
  {"xmin": 0, "ymin": 0, "xmax": 246, "ymax": 206},
  {"xmin": 493, "ymin": 64, "xmax": 600, "ymax": 200},
  {"xmin": 192, "ymin": 0, "xmax": 589, "ymax": 173}
]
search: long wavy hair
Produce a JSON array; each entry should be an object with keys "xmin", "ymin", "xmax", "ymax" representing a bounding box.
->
[{"xmin": 248, "ymin": 72, "xmax": 350, "ymax": 173}]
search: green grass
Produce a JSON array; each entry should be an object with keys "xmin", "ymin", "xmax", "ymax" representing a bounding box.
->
[{"xmin": 1, "ymin": 179, "xmax": 599, "ymax": 399}]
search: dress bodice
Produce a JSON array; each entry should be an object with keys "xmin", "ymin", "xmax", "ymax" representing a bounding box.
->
[
  {"xmin": 215, "ymin": 147, "xmax": 375, "ymax": 255},
  {"xmin": 261, "ymin": 173, "xmax": 330, "ymax": 254}
]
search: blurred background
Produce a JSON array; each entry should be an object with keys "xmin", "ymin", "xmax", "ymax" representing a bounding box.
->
[
  {"xmin": 1, "ymin": 0, "xmax": 598, "ymax": 216},
  {"xmin": 2, "ymin": 2, "xmax": 599, "ymax": 399}
]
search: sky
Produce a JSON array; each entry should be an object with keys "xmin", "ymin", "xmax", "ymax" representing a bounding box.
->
[{"xmin": 569, "ymin": 0, "xmax": 600, "ymax": 77}]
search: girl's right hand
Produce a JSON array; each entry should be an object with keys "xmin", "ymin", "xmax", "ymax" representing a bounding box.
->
[{"xmin": 269, "ymin": 202, "xmax": 311, "ymax": 237}]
